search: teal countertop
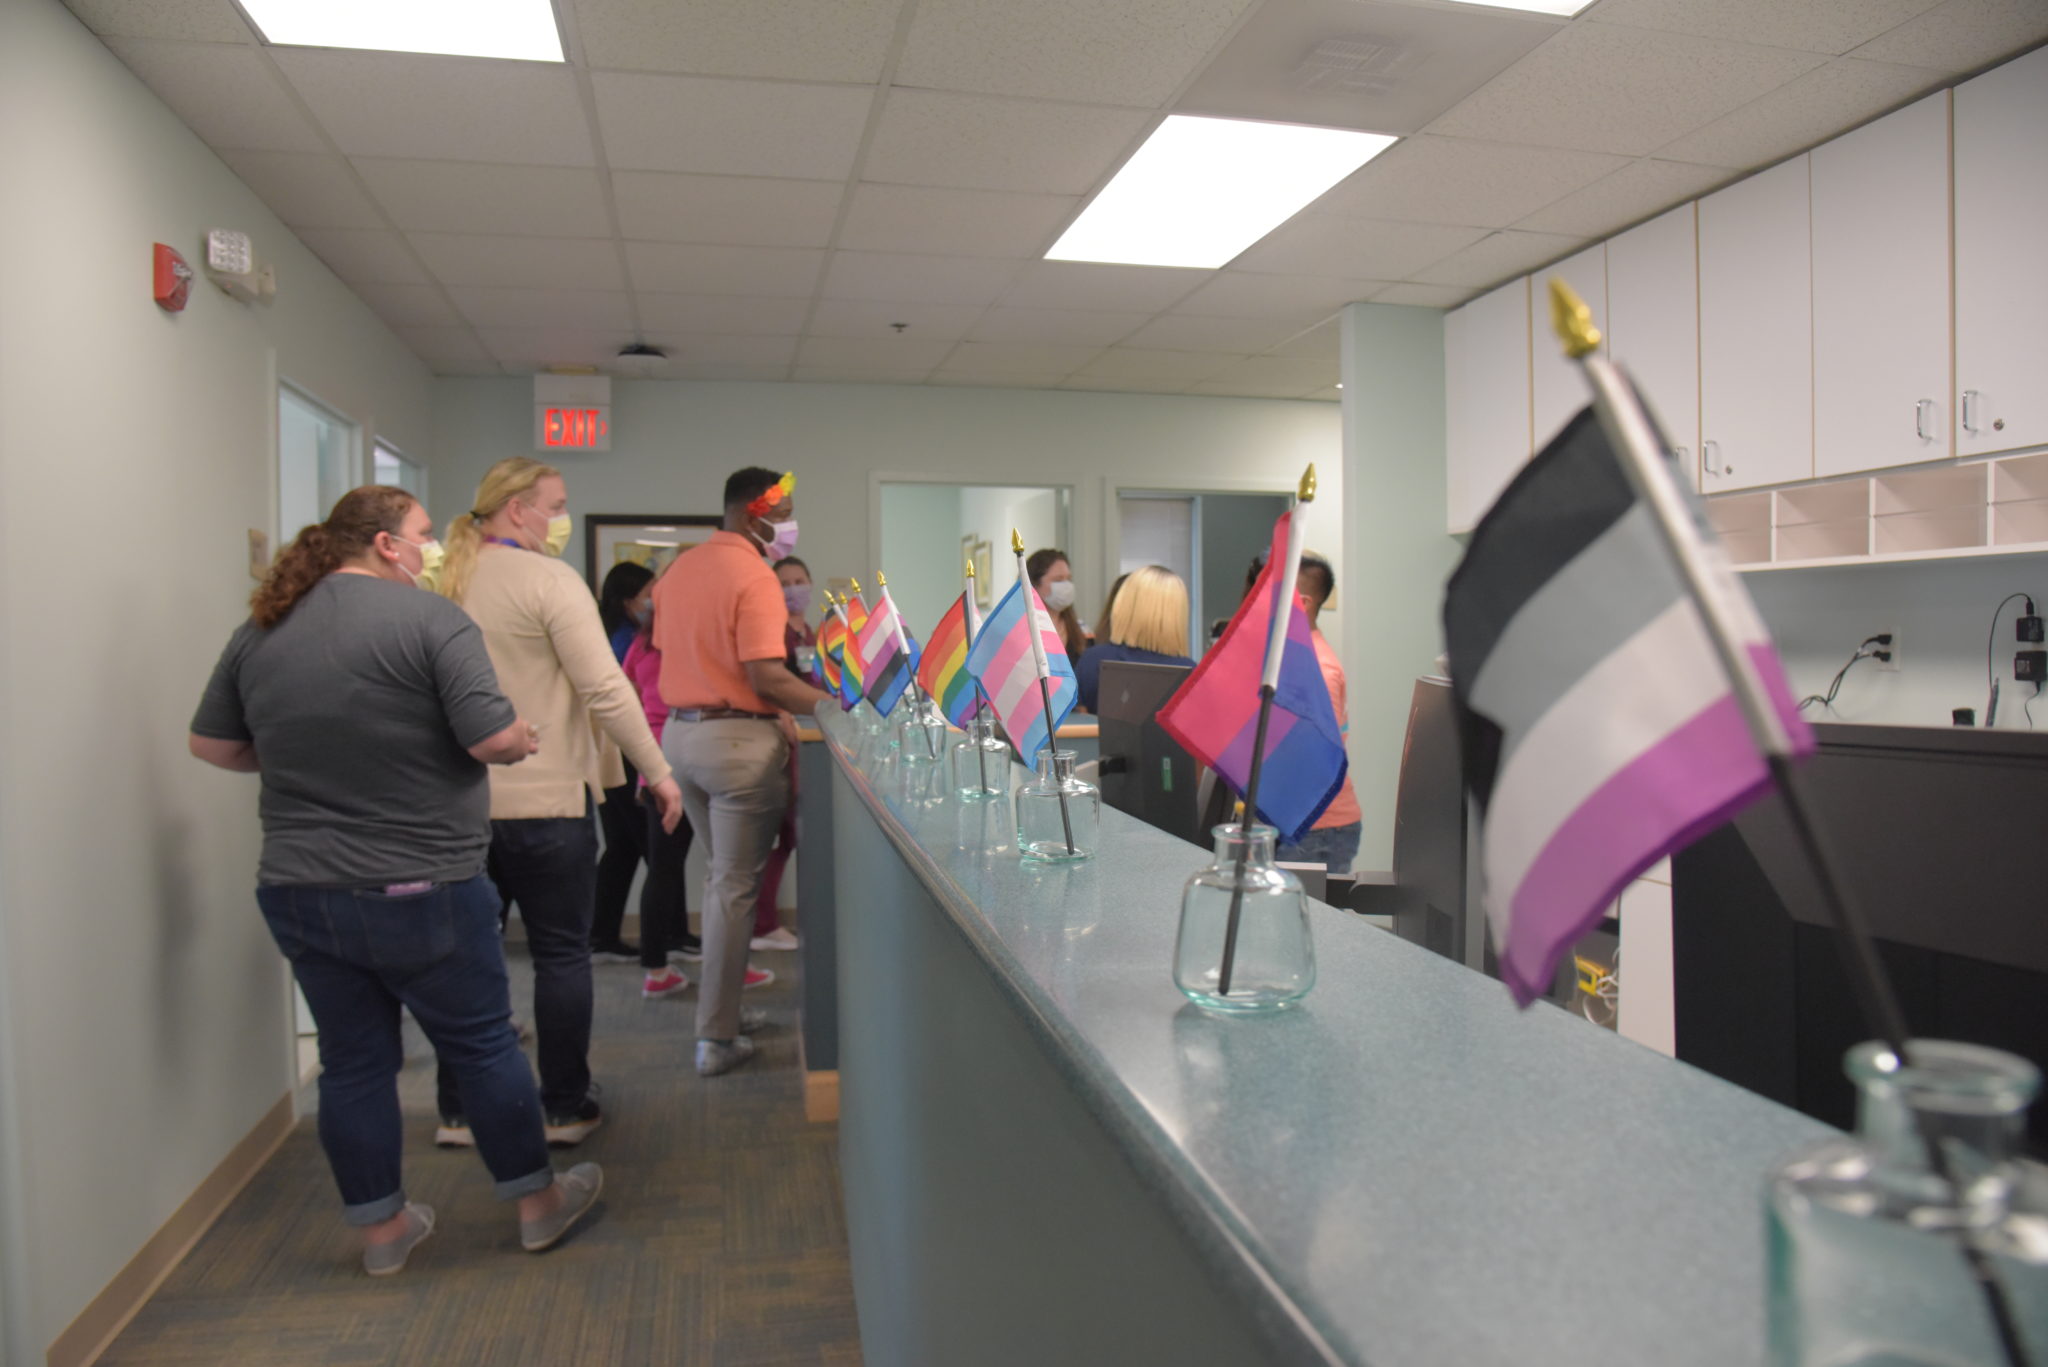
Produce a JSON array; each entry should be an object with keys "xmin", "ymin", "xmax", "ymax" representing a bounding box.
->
[{"xmin": 823, "ymin": 712, "xmax": 1834, "ymax": 1366}]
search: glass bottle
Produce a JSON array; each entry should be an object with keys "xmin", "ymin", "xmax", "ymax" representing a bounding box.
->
[
  {"xmin": 1014, "ymin": 750, "xmax": 1098, "ymax": 862},
  {"xmin": 1174, "ymin": 823, "xmax": 1314, "ymax": 1013},
  {"xmin": 952, "ymin": 715, "xmax": 1008, "ymax": 801},
  {"xmin": 896, "ymin": 695, "xmax": 947, "ymax": 766},
  {"xmin": 1768, "ymin": 1040, "xmax": 2048, "ymax": 1367}
]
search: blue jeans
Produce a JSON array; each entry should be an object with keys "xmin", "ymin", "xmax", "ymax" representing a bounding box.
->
[
  {"xmin": 1277, "ymin": 820, "xmax": 1362, "ymax": 876},
  {"xmin": 436, "ymin": 809, "xmax": 599, "ymax": 1119},
  {"xmin": 257, "ymin": 876, "xmax": 552, "ymax": 1225}
]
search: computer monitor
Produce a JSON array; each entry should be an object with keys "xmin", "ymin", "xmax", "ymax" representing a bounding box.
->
[
  {"xmin": 1380, "ymin": 677, "xmax": 1487, "ymax": 972},
  {"xmin": 1095, "ymin": 661, "xmax": 1227, "ymax": 847}
]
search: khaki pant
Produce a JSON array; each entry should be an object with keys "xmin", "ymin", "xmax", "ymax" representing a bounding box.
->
[{"xmin": 662, "ymin": 718, "xmax": 789, "ymax": 1040}]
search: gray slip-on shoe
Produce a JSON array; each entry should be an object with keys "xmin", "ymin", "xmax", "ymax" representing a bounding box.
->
[
  {"xmin": 695, "ymin": 1035, "xmax": 757, "ymax": 1076},
  {"xmin": 363, "ymin": 1203, "xmax": 435, "ymax": 1277},
  {"xmin": 520, "ymin": 1164, "xmax": 603, "ymax": 1253},
  {"xmin": 737, "ymin": 1006, "xmax": 769, "ymax": 1035}
]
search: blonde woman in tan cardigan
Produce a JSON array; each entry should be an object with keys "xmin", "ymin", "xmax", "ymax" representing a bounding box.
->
[{"xmin": 434, "ymin": 457, "xmax": 682, "ymax": 1146}]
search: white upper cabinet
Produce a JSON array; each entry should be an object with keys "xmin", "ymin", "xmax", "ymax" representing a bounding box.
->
[
  {"xmin": 1445, "ymin": 277, "xmax": 1532, "ymax": 535},
  {"xmin": 1956, "ymin": 44, "xmax": 2048, "ymax": 458},
  {"xmin": 1531, "ymin": 244, "xmax": 1607, "ymax": 453},
  {"xmin": 1699, "ymin": 155, "xmax": 1814, "ymax": 492},
  {"xmin": 1606, "ymin": 205, "xmax": 1700, "ymax": 491},
  {"xmin": 1812, "ymin": 92, "xmax": 1952, "ymax": 478}
]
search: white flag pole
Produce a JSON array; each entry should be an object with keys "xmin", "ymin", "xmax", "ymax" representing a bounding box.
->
[{"xmin": 877, "ymin": 574, "xmax": 936, "ymax": 756}]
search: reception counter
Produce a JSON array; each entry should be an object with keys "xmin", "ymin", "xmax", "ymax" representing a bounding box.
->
[{"xmin": 818, "ymin": 710, "xmax": 1832, "ymax": 1366}]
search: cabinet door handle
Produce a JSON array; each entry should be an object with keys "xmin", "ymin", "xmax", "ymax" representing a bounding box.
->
[
  {"xmin": 1703, "ymin": 440, "xmax": 1728, "ymax": 478},
  {"xmin": 1962, "ymin": 390, "xmax": 1981, "ymax": 435},
  {"xmin": 1915, "ymin": 399, "xmax": 1933, "ymax": 442}
]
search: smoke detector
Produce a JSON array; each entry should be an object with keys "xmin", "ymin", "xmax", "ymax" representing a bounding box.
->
[{"xmin": 612, "ymin": 343, "xmax": 670, "ymax": 378}]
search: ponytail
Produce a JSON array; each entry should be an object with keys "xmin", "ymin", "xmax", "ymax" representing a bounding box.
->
[
  {"xmin": 250, "ymin": 485, "xmax": 415, "ymax": 628},
  {"xmin": 435, "ymin": 456, "xmax": 560, "ymax": 606}
]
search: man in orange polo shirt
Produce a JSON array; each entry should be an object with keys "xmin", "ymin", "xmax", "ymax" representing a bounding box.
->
[
  {"xmin": 1279, "ymin": 552, "xmax": 1363, "ymax": 873},
  {"xmin": 651, "ymin": 467, "xmax": 832, "ymax": 1076}
]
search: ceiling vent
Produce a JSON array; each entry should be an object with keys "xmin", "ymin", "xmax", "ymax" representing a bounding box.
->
[{"xmin": 1291, "ymin": 37, "xmax": 1427, "ymax": 96}]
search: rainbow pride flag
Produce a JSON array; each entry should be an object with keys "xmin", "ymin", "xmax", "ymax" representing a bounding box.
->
[
  {"xmin": 815, "ymin": 611, "xmax": 846, "ymax": 696},
  {"xmin": 916, "ymin": 591, "xmax": 984, "ymax": 727},
  {"xmin": 840, "ymin": 592, "xmax": 870, "ymax": 705}
]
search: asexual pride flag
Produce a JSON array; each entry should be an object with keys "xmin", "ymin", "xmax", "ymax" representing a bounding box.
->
[{"xmin": 1443, "ymin": 406, "xmax": 1811, "ymax": 1005}]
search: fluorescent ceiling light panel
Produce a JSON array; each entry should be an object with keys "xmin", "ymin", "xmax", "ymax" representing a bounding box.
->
[
  {"xmin": 1436, "ymin": 0, "xmax": 1590, "ymax": 13},
  {"xmin": 240, "ymin": 0, "xmax": 565, "ymax": 62},
  {"xmin": 1047, "ymin": 116, "xmax": 1397, "ymax": 270}
]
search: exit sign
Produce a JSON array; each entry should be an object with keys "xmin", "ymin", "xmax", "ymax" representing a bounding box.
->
[{"xmin": 538, "ymin": 405, "xmax": 610, "ymax": 450}]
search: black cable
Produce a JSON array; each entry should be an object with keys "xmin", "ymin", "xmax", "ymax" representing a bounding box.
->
[
  {"xmin": 1797, "ymin": 635, "xmax": 1888, "ymax": 715},
  {"xmin": 1986, "ymin": 592, "xmax": 2035, "ymax": 726}
]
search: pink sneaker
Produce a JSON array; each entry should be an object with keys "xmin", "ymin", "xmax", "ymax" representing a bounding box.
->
[
  {"xmin": 642, "ymin": 968, "xmax": 689, "ymax": 999},
  {"xmin": 744, "ymin": 965, "xmax": 776, "ymax": 989}
]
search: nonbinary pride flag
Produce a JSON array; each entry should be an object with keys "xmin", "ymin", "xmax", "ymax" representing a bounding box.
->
[
  {"xmin": 1443, "ymin": 406, "xmax": 1812, "ymax": 1006},
  {"xmin": 964, "ymin": 578, "xmax": 1076, "ymax": 767},
  {"xmin": 1157, "ymin": 511, "xmax": 1346, "ymax": 844},
  {"xmin": 916, "ymin": 592, "xmax": 983, "ymax": 727},
  {"xmin": 858, "ymin": 592, "xmax": 912, "ymax": 717}
]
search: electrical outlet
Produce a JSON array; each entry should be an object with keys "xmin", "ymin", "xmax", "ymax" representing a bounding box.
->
[{"xmin": 1876, "ymin": 629, "xmax": 1900, "ymax": 672}]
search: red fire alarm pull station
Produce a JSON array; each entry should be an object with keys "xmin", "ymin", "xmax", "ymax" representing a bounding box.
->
[{"xmin": 153, "ymin": 243, "xmax": 193, "ymax": 312}]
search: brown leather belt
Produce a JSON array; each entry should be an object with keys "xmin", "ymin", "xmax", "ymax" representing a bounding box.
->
[{"xmin": 670, "ymin": 706, "xmax": 778, "ymax": 722}]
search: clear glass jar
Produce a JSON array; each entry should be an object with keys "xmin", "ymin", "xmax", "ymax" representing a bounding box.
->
[
  {"xmin": 1015, "ymin": 750, "xmax": 1097, "ymax": 862},
  {"xmin": 952, "ymin": 715, "xmax": 1008, "ymax": 801},
  {"xmin": 1768, "ymin": 1040, "xmax": 2048, "ymax": 1367},
  {"xmin": 1174, "ymin": 824, "xmax": 1314, "ymax": 1013},
  {"xmin": 896, "ymin": 695, "xmax": 947, "ymax": 766}
]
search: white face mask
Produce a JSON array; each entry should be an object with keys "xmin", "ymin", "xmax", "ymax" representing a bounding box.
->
[{"xmin": 1041, "ymin": 579, "xmax": 1076, "ymax": 612}]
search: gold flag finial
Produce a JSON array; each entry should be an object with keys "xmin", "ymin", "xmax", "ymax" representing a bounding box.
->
[
  {"xmin": 876, "ymin": 571, "xmax": 888, "ymax": 588},
  {"xmin": 1549, "ymin": 277, "xmax": 1601, "ymax": 359},
  {"xmin": 1298, "ymin": 463, "xmax": 1317, "ymax": 503},
  {"xmin": 850, "ymin": 577, "xmax": 862, "ymax": 594},
  {"xmin": 1010, "ymin": 529, "xmax": 1024, "ymax": 556},
  {"xmin": 965, "ymin": 557, "xmax": 976, "ymax": 580}
]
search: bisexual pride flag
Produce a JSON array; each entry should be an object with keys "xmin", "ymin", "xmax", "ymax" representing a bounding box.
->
[
  {"xmin": 1157, "ymin": 511, "xmax": 1347, "ymax": 844},
  {"xmin": 857, "ymin": 590, "xmax": 914, "ymax": 717},
  {"xmin": 916, "ymin": 591, "xmax": 984, "ymax": 727},
  {"xmin": 964, "ymin": 577, "xmax": 1076, "ymax": 767},
  {"xmin": 1443, "ymin": 405, "xmax": 1811, "ymax": 1005}
]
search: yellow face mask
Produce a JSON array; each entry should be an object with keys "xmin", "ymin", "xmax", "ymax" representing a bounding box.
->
[
  {"xmin": 542, "ymin": 513, "xmax": 572, "ymax": 558},
  {"xmin": 417, "ymin": 538, "xmax": 446, "ymax": 585}
]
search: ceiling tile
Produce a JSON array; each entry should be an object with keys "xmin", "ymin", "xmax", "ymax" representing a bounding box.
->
[
  {"xmin": 394, "ymin": 326, "xmax": 500, "ymax": 373},
  {"xmin": 1078, "ymin": 348, "xmax": 1242, "ymax": 382},
  {"xmin": 635, "ymin": 293, "xmax": 812, "ymax": 333},
  {"xmin": 353, "ymin": 282, "xmax": 463, "ymax": 327},
  {"xmin": 297, "ymin": 229, "xmax": 431, "ymax": 285},
  {"xmin": 1850, "ymin": 0, "xmax": 2048, "ymax": 73},
  {"xmin": 1512, "ymin": 158, "xmax": 1732, "ymax": 236},
  {"xmin": 221, "ymin": 150, "xmax": 386, "ymax": 229},
  {"xmin": 638, "ymin": 334, "xmax": 800, "ymax": 366},
  {"xmin": 838, "ymin": 185, "xmax": 1080, "ymax": 258},
  {"xmin": 807, "ymin": 300, "xmax": 987, "ymax": 341},
  {"xmin": 477, "ymin": 327, "xmax": 637, "ymax": 371},
  {"xmin": 353, "ymin": 160, "xmax": 612, "ymax": 237},
  {"xmin": 1170, "ymin": 272, "xmax": 1384, "ymax": 319},
  {"xmin": 1120, "ymin": 314, "xmax": 1305, "ymax": 353},
  {"xmin": 1426, "ymin": 22, "xmax": 1827, "ymax": 155},
  {"xmin": 1311, "ymin": 135, "xmax": 1628, "ymax": 228},
  {"xmin": 571, "ymin": 0, "xmax": 903, "ymax": 82},
  {"xmin": 927, "ymin": 373, "xmax": 1069, "ymax": 389},
  {"xmin": 671, "ymin": 363, "xmax": 793, "ymax": 381},
  {"xmin": 1409, "ymin": 228, "xmax": 1586, "ymax": 287},
  {"xmin": 63, "ymin": 0, "xmax": 252, "ymax": 42},
  {"xmin": 862, "ymin": 90, "xmax": 1151, "ymax": 194},
  {"xmin": 1590, "ymin": 0, "xmax": 1945, "ymax": 55},
  {"xmin": 612, "ymin": 173, "xmax": 845, "ymax": 248},
  {"xmin": 1186, "ymin": 356, "xmax": 1339, "ymax": 397},
  {"xmin": 271, "ymin": 51, "xmax": 594, "ymax": 165},
  {"xmin": 593, "ymin": 74, "xmax": 872, "ymax": 179},
  {"xmin": 896, "ymin": 0, "xmax": 1254, "ymax": 106},
  {"xmin": 1264, "ymin": 318, "xmax": 1340, "ymax": 359},
  {"xmin": 103, "ymin": 40, "xmax": 324, "ymax": 153},
  {"xmin": 1372, "ymin": 281, "xmax": 1479, "ymax": 307},
  {"xmin": 410, "ymin": 234, "xmax": 627, "ymax": 290},
  {"xmin": 969, "ymin": 307, "xmax": 1151, "ymax": 345},
  {"xmin": 450, "ymin": 287, "xmax": 635, "ymax": 329},
  {"xmin": 798, "ymin": 336, "xmax": 960, "ymax": 369},
  {"xmin": 1232, "ymin": 217, "xmax": 1485, "ymax": 280},
  {"xmin": 937, "ymin": 342, "xmax": 1104, "ymax": 374},
  {"xmin": 1657, "ymin": 58, "xmax": 1947, "ymax": 167},
  {"xmin": 793, "ymin": 367, "xmax": 937, "ymax": 384},
  {"xmin": 625, "ymin": 243, "xmax": 825, "ymax": 297},
  {"xmin": 1001, "ymin": 261, "xmax": 1210, "ymax": 312},
  {"xmin": 822, "ymin": 252, "xmax": 1023, "ymax": 306}
]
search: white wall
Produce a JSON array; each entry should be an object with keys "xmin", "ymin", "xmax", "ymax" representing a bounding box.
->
[
  {"xmin": 876, "ymin": 483, "xmax": 966, "ymax": 650},
  {"xmin": 0, "ymin": 1, "xmax": 433, "ymax": 1356}
]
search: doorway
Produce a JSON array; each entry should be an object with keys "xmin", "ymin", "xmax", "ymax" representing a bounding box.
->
[{"xmin": 1114, "ymin": 490, "xmax": 1290, "ymax": 658}]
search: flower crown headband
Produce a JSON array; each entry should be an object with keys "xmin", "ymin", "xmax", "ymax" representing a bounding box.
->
[{"xmin": 746, "ymin": 472, "xmax": 796, "ymax": 519}]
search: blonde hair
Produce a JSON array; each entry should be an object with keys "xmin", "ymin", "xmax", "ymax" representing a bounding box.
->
[
  {"xmin": 435, "ymin": 456, "xmax": 560, "ymax": 605},
  {"xmin": 1107, "ymin": 565, "xmax": 1189, "ymax": 657}
]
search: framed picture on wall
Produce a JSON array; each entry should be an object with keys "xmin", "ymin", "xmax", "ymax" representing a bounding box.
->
[
  {"xmin": 585, "ymin": 515, "xmax": 722, "ymax": 592},
  {"xmin": 970, "ymin": 538, "xmax": 994, "ymax": 610}
]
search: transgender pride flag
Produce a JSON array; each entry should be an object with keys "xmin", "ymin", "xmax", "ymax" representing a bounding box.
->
[
  {"xmin": 1443, "ymin": 406, "xmax": 1812, "ymax": 1005},
  {"xmin": 964, "ymin": 578, "xmax": 1076, "ymax": 767}
]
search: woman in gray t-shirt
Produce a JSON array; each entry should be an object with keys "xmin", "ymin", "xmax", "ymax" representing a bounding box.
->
[{"xmin": 190, "ymin": 486, "xmax": 601, "ymax": 1274}]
